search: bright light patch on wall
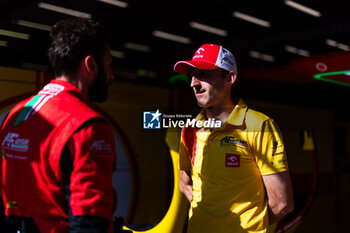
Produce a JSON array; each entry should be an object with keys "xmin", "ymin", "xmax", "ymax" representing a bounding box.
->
[
  {"xmin": 38, "ymin": 2, "xmax": 91, "ymax": 18},
  {"xmin": 326, "ymin": 39, "xmax": 337, "ymax": 47},
  {"xmin": 153, "ymin": 30, "xmax": 191, "ymax": 44},
  {"xmin": 110, "ymin": 49, "xmax": 125, "ymax": 58},
  {"xmin": 97, "ymin": 0, "xmax": 128, "ymax": 8},
  {"xmin": 136, "ymin": 69, "xmax": 157, "ymax": 78},
  {"xmin": 261, "ymin": 54, "xmax": 275, "ymax": 62},
  {"xmin": 249, "ymin": 51, "xmax": 260, "ymax": 59},
  {"xmin": 249, "ymin": 50, "xmax": 275, "ymax": 62},
  {"xmin": 124, "ymin": 42, "xmax": 151, "ymax": 52},
  {"xmin": 337, "ymin": 44, "xmax": 349, "ymax": 51},
  {"xmin": 232, "ymin": 11, "xmax": 271, "ymax": 27},
  {"xmin": 0, "ymin": 40, "xmax": 8, "ymax": 47},
  {"xmin": 285, "ymin": 45, "xmax": 310, "ymax": 57},
  {"xmin": 0, "ymin": 29, "xmax": 30, "ymax": 40},
  {"xmin": 16, "ymin": 20, "xmax": 51, "ymax": 31},
  {"xmin": 326, "ymin": 39, "xmax": 349, "ymax": 51},
  {"xmin": 189, "ymin": 21, "xmax": 228, "ymax": 37},
  {"xmin": 284, "ymin": 0, "xmax": 321, "ymax": 17}
]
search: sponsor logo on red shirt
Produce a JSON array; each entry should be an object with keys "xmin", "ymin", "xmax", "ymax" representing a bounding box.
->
[
  {"xmin": 90, "ymin": 140, "xmax": 112, "ymax": 152},
  {"xmin": 1, "ymin": 132, "xmax": 29, "ymax": 153},
  {"xmin": 225, "ymin": 153, "xmax": 240, "ymax": 167}
]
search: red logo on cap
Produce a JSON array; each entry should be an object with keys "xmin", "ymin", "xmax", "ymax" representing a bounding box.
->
[
  {"xmin": 196, "ymin": 48, "xmax": 205, "ymax": 54},
  {"xmin": 225, "ymin": 154, "xmax": 240, "ymax": 167},
  {"xmin": 193, "ymin": 48, "xmax": 205, "ymax": 59}
]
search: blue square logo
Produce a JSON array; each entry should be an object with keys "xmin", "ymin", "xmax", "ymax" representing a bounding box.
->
[{"xmin": 143, "ymin": 110, "xmax": 161, "ymax": 129}]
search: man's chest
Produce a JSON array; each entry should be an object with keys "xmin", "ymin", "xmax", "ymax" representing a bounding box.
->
[{"xmin": 192, "ymin": 129, "xmax": 259, "ymax": 180}]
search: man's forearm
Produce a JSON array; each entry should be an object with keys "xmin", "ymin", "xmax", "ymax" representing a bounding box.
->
[
  {"xmin": 262, "ymin": 171, "xmax": 294, "ymax": 225},
  {"xmin": 267, "ymin": 199, "xmax": 294, "ymax": 225}
]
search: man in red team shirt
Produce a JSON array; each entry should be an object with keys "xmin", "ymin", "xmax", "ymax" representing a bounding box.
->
[{"xmin": 0, "ymin": 18, "xmax": 118, "ymax": 232}]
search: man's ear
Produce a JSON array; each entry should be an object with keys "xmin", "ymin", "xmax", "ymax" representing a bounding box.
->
[
  {"xmin": 225, "ymin": 71, "xmax": 237, "ymax": 87},
  {"xmin": 84, "ymin": 56, "xmax": 98, "ymax": 75}
]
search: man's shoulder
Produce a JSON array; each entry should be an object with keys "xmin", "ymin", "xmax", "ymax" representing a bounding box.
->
[
  {"xmin": 53, "ymin": 92, "xmax": 101, "ymax": 117},
  {"xmin": 234, "ymin": 98, "xmax": 270, "ymax": 124},
  {"xmin": 245, "ymin": 107, "xmax": 271, "ymax": 129}
]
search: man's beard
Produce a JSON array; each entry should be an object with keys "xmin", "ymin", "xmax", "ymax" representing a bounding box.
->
[{"xmin": 88, "ymin": 66, "xmax": 110, "ymax": 103}]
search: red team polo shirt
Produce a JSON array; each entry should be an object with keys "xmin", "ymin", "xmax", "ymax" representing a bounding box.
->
[{"xmin": 0, "ymin": 80, "xmax": 116, "ymax": 232}]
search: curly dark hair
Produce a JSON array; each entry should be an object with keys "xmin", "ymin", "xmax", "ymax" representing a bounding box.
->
[{"xmin": 48, "ymin": 18, "xmax": 107, "ymax": 77}]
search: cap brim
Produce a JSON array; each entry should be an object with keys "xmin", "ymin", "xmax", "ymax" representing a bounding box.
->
[{"xmin": 174, "ymin": 60, "xmax": 219, "ymax": 74}]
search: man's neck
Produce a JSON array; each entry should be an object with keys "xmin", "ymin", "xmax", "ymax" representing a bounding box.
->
[
  {"xmin": 56, "ymin": 75, "xmax": 88, "ymax": 97},
  {"xmin": 205, "ymin": 99, "xmax": 236, "ymax": 124}
]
